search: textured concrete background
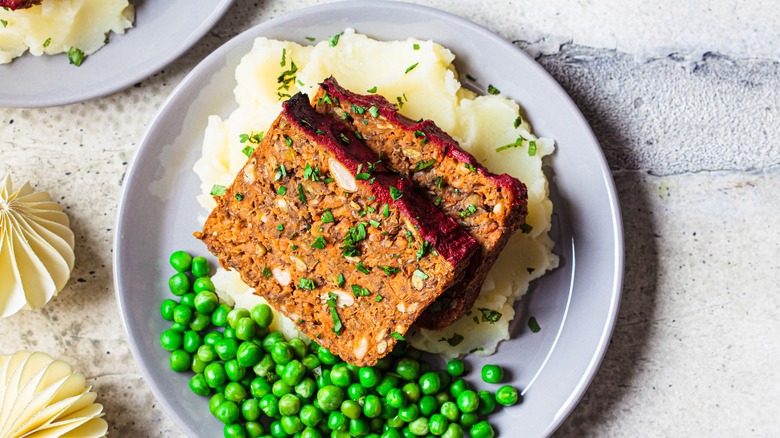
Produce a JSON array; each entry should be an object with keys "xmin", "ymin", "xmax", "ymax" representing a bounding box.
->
[{"xmin": 1, "ymin": 0, "xmax": 778, "ymax": 436}]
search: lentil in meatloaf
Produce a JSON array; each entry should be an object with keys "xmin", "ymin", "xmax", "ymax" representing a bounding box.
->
[
  {"xmin": 195, "ymin": 93, "xmax": 478, "ymax": 366},
  {"xmin": 313, "ymin": 77, "xmax": 528, "ymax": 330}
]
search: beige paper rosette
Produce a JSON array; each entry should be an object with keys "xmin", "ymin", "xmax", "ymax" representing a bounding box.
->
[
  {"xmin": 0, "ymin": 175, "xmax": 75, "ymax": 318},
  {"xmin": 0, "ymin": 351, "xmax": 108, "ymax": 437}
]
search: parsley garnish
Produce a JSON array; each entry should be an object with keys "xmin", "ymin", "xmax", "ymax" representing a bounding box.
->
[
  {"xmin": 339, "ymin": 132, "xmax": 350, "ymax": 144},
  {"xmin": 528, "ymin": 141, "xmax": 538, "ymax": 156},
  {"xmin": 389, "ymin": 186, "xmax": 403, "ymax": 200},
  {"xmin": 460, "ymin": 204, "xmax": 477, "ymax": 218},
  {"xmin": 368, "ymin": 105, "xmax": 380, "ymax": 118},
  {"xmin": 297, "ymin": 184, "xmax": 306, "ymax": 203},
  {"xmin": 234, "ymin": 193, "xmax": 244, "ymax": 201},
  {"xmin": 415, "ymin": 159, "xmax": 436, "ymax": 171},
  {"xmin": 329, "ymin": 32, "xmax": 343, "ymax": 47},
  {"xmin": 277, "ymin": 186, "xmax": 287, "ymax": 195},
  {"xmin": 434, "ymin": 196, "xmax": 442, "ymax": 206},
  {"xmin": 514, "ymin": 116, "xmax": 523, "ymax": 129},
  {"xmin": 43, "ymin": 38, "xmax": 51, "ymax": 48},
  {"xmin": 337, "ymin": 273, "xmax": 345, "ymax": 288},
  {"xmin": 240, "ymin": 131, "xmax": 263, "ymax": 144},
  {"xmin": 375, "ymin": 295, "xmax": 383, "ymax": 302},
  {"xmin": 355, "ymin": 262, "xmax": 371, "ymax": 274},
  {"xmin": 210, "ymin": 185, "xmax": 227, "ymax": 196},
  {"xmin": 351, "ymin": 285, "xmax": 370, "ymax": 297},
  {"xmin": 277, "ymin": 224, "xmax": 284, "ymax": 232},
  {"xmin": 464, "ymin": 163, "xmax": 477, "ymax": 172},
  {"xmin": 262, "ymin": 266, "xmax": 272, "ymax": 277},
  {"xmin": 382, "ymin": 203, "xmax": 390, "ymax": 217},
  {"xmin": 326, "ymin": 292, "xmax": 343, "ymax": 335},
  {"xmin": 528, "ymin": 316, "xmax": 541, "ymax": 333},
  {"xmin": 303, "ymin": 164, "xmax": 321, "ymax": 182},
  {"xmin": 351, "ymin": 104, "xmax": 366, "ymax": 114},
  {"xmin": 379, "ymin": 266, "xmax": 400, "ymax": 276},
  {"xmin": 67, "ymin": 47, "xmax": 85, "ymax": 66},
  {"xmin": 321, "ymin": 210, "xmax": 335, "ymax": 223},
  {"xmin": 413, "ymin": 43, "xmax": 420, "ymax": 50},
  {"xmin": 439, "ymin": 333, "xmax": 464, "ymax": 346},
  {"xmin": 390, "ymin": 332, "xmax": 406, "ymax": 341},
  {"xmin": 405, "ymin": 62, "xmax": 419, "ymax": 74},
  {"xmin": 284, "ymin": 135, "xmax": 292, "ymax": 147},
  {"xmin": 298, "ymin": 278, "xmax": 315, "ymax": 290},
  {"xmin": 416, "ymin": 241, "xmax": 433, "ymax": 260},
  {"xmin": 280, "ymin": 48, "xmax": 287, "ymax": 66},
  {"xmin": 487, "ymin": 84, "xmax": 500, "ymax": 95},
  {"xmin": 311, "ymin": 236, "xmax": 326, "ymax": 249},
  {"xmin": 520, "ymin": 222, "xmax": 533, "ymax": 234},
  {"xmin": 1, "ymin": 19, "xmax": 7, "ymax": 28},
  {"xmin": 478, "ymin": 308, "xmax": 502, "ymax": 323},
  {"xmin": 241, "ymin": 146, "xmax": 255, "ymax": 157},
  {"xmin": 274, "ymin": 165, "xmax": 287, "ymax": 181},
  {"xmin": 367, "ymin": 86, "xmax": 378, "ymax": 93},
  {"xmin": 341, "ymin": 223, "xmax": 367, "ymax": 257}
]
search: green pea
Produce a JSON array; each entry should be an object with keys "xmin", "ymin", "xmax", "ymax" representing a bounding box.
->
[
  {"xmin": 168, "ymin": 272, "xmax": 190, "ymax": 296},
  {"xmin": 160, "ymin": 329, "xmax": 183, "ymax": 351},
  {"xmin": 281, "ymin": 359, "xmax": 306, "ymax": 386},
  {"xmin": 437, "ymin": 371, "xmax": 452, "ymax": 389},
  {"xmin": 245, "ymin": 421, "xmax": 264, "ymax": 438},
  {"xmin": 169, "ymin": 250, "xmax": 193, "ymax": 272},
  {"xmin": 169, "ymin": 322, "xmax": 188, "ymax": 332},
  {"xmin": 189, "ymin": 373, "xmax": 211, "ymax": 396},
  {"xmin": 173, "ymin": 304, "xmax": 192, "ymax": 324},
  {"xmin": 269, "ymin": 419, "xmax": 285, "ymax": 438},
  {"xmin": 317, "ymin": 346, "xmax": 340, "ymax": 365},
  {"xmin": 251, "ymin": 303, "xmax": 274, "ymax": 328},
  {"xmin": 215, "ymin": 337, "xmax": 239, "ymax": 361},
  {"xmin": 469, "ymin": 420, "xmax": 494, "ymax": 438},
  {"xmin": 204, "ymin": 362, "xmax": 227, "ymax": 388},
  {"xmin": 169, "ymin": 349, "xmax": 191, "ymax": 372},
  {"xmin": 401, "ymin": 382, "xmax": 421, "ymax": 403},
  {"xmin": 477, "ymin": 390, "xmax": 496, "ymax": 415},
  {"xmin": 328, "ymin": 410, "xmax": 348, "ymax": 431},
  {"xmin": 347, "ymin": 383, "xmax": 368, "ymax": 401},
  {"xmin": 408, "ymin": 417, "xmax": 429, "ymax": 436},
  {"xmin": 236, "ymin": 341, "xmax": 262, "ymax": 367},
  {"xmin": 418, "ymin": 395, "xmax": 437, "ymax": 417},
  {"xmin": 376, "ymin": 375, "xmax": 400, "ymax": 396},
  {"xmin": 262, "ymin": 331, "xmax": 286, "ymax": 352},
  {"xmin": 189, "ymin": 311, "xmax": 211, "ymax": 331},
  {"xmin": 278, "ymin": 393, "xmax": 301, "ymax": 416},
  {"xmin": 250, "ymin": 376, "xmax": 272, "ymax": 399},
  {"xmin": 495, "ymin": 385, "xmax": 519, "ymax": 406},
  {"xmin": 316, "ymin": 369, "xmax": 332, "ymax": 388},
  {"xmin": 253, "ymin": 354, "xmax": 275, "ymax": 378},
  {"xmin": 380, "ymin": 401, "xmax": 398, "ymax": 419},
  {"xmin": 288, "ymin": 337, "xmax": 307, "ymax": 359},
  {"xmin": 440, "ymin": 423, "xmax": 464, "ymax": 438},
  {"xmin": 317, "ymin": 385, "xmax": 344, "ymax": 411},
  {"xmin": 300, "ymin": 403, "xmax": 324, "ymax": 427},
  {"xmin": 193, "ymin": 291, "xmax": 218, "ymax": 314},
  {"xmin": 271, "ymin": 342, "xmax": 294, "ymax": 365},
  {"xmin": 259, "ymin": 393, "xmax": 280, "ymax": 418},
  {"xmin": 397, "ymin": 403, "xmax": 419, "ymax": 422},
  {"xmin": 339, "ymin": 399, "xmax": 361, "ymax": 419},
  {"xmin": 363, "ymin": 394, "xmax": 382, "ymax": 418},
  {"xmin": 223, "ymin": 326, "xmax": 236, "ymax": 339},
  {"xmin": 439, "ymin": 401, "xmax": 459, "ymax": 422},
  {"xmin": 395, "ymin": 358, "xmax": 420, "ymax": 381},
  {"xmin": 190, "ymin": 356, "xmax": 207, "ymax": 374},
  {"xmin": 359, "ymin": 366, "xmax": 381, "ymax": 388},
  {"xmin": 381, "ymin": 429, "xmax": 403, "ymax": 438},
  {"xmin": 349, "ymin": 417, "xmax": 370, "ymax": 437},
  {"xmin": 445, "ymin": 359, "xmax": 464, "ymax": 377},
  {"xmin": 435, "ymin": 391, "xmax": 450, "ymax": 406},
  {"xmin": 449, "ymin": 379, "xmax": 469, "ymax": 398},
  {"xmin": 225, "ymin": 381, "xmax": 248, "ymax": 403},
  {"xmin": 215, "ymin": 400, "xmax": 240, "ymax": 424},
  {"xmin": 228, "ymin": 308, "xmax": 251, "ymax": 328},
  {"xmin": 191, "ymin": 256, "xmax": 210, "ymax": 277},
  {"xmin": 330, "ymin": 363, "xmax": 352, "ymax": 387},
  {"xmin": 193, "ymin": 276, "xmax": 215, "ymax": 293},
  {"xmin": 385, "ymin": 388, "xmax": 407, "ymax": 409},
  {"xmin": 241, "ymin": 398, "xmax": 261, "ymax": 421},
  {"xmin": 295, "ymin": 377, "xmax": 317, "ymax": 399},
  {"xmin": 301, "ymin": 426, "xmax": 324, "ymax": 438},
  {"xmin": 180, "ymin": 293, "xmax": 196, "ymax": 309},
  {"xmin": 209, "ymin": 393, "xmax": 227, "ymax": 416},
  {"xmin": 418, "ymin": 372, "xmax": 441, "ymax": 395},
  {"xmin": 212, "ymin": 303, "xmax": 232, "ymax": 327},
  {"xmin": 456, "ymin": 390, "xmax": 479, "ymax": 413},
  {"xmin": 236, "ymin": 317, "xmax": 257, "ymax": 341},
  {"xmin": 273, "ymin": 379, "xmax": 294, "ymax": 397},
  {"xmin": 224, "ymin": 423, "xmax": 246, "ymax": 438},
  {"xmin": 281, "ymin": 415, "xmax": 304, "ymax": 434},
  {"xmin": 160, "ymin": 299, "xmax": 177, "ymax": 321},
  {"xmin": 459, "ymin": 412, "xmax": 479, "ymax": 428},
  {"xmin": 182, "ymin": 330, "xmax": 202, "ymax": 353},
  {"xmin": 204, "ymin": 331, "xmax": 223, "ymax": 346},
  {"xmin": 480, "ymin": 365, "xmax": 504, "ymax": 384},
  {"xmin": 427, "ymin": 413, "xmax": 449, "ymax": 436},
  {"xmin": 302, "ymin": 354, "xmax": 321, "ymax": 372}
]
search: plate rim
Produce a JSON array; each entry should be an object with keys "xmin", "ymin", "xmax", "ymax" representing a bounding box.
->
[
  {"xmin": 0, "ymin": 0, "xmax": 235, "ymax": 108},
  {"xmin": 114, "ymin": 1, "xmax": 624, "ymax": 436}
]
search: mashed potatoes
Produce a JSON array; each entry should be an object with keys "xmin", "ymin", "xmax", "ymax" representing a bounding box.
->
[
  {"xmin": 195, "ymin": 29, "xmax": 558, "ymax": 358},
  {"xmin": 0, "ymin": 0, "xmax": 133, "ymax": 64}
]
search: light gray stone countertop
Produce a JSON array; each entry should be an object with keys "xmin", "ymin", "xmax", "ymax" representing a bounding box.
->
[{"xmin": 1, "ymin": 0, "xmax": 778, "ymax": 436}]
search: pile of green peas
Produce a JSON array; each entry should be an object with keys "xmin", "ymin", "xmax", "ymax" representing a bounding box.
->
[{"xmin": 160, "ymin": 250, "xmax": 520, "ymax": 438}]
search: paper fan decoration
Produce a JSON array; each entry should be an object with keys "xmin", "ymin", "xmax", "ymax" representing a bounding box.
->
[
  {"xmin": 0, "ymin": 351, "xmax": 108, "ymax": 437},
  {"xmin": 0, "ymin": 175, "xmax": 75, "ymax": 318}
]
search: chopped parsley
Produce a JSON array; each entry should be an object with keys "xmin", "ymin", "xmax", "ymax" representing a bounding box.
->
[
  {"xmin": 379, "ymin": 266, "xmax": 400, "ymax": 276},
  {"xmin": 405, "ymin": 62, "xmax": 419, "ymax": 74},
  {"xmin": 341, "ymin": 223, "xmax": 367, "ymax": 257},
  {"xmin": 413, "ymin": 43, "xmax": 420, "ymax": 50},
  {"xmin": 434, "ymin": 196, "xmax": 442, "ymax": 206},
  {"xmin": 382, "ymin": 203, "xmax": 390, "ymax": 217},
  {"xmin": 277, "ymin": 186, "xmax": 287, "ymax": 195},
  {"xmin": 284, "ymin": 135, "xmax": 293, "ymax": 147},
  {"xmin": 416, "ymin": 241, "xmax": 433, "ymax": 260},
  {"xmin": 329, "ymin": 32, "xmax": 343, "ymax": 47},
  {"xmin": 311, "ymin": 235, "xmax": 326, "ymax": 249},
  {"xmin": 274, "ymin": 165, "xmax": 287, "ymax": 181},
  {"xmin": 390, "ymin": 332, "xmax": 406, "ymax": 341},
  {"xmin": 389, "ymin": 186, "xmax": 403, "ymax": 200},
  {"xmin": 415, "ymin": 159, "xmax": 436, "ymax": 171},
  {"xmin": 464, "ymin": 163, "xmax": 477, "ymax": 172},
  {"xmin": 528, "ymin": 141, "xmax": 538, "ymax": 156},
  {"xmin": 351, "ymin": 284, "xmax": 370, "ymax": 297},
  {"xmin": 514, "ymin": 115, "xmax": 523, "ymax": 129},
  {"xmin": 487, "ymin": 84, "xmax": 500, "ymax": 95},
  {"xmin": 210, "ymin": 185, "xmax": 227, "ymax": 196},
  {"xmin": 67, "ymin": 47, "xmax": 85, "ymax": 66},
  {"xmin": 367, "ymin": 86, "xmax": 378, "ymax": 93},
  {"xmin": 478, "ymin": 308, "xmax": 502, "ymax": 324},
  {"xmin": 460, "ymin": 204, "xmax": 477, "ymax": 218},
  {"xmin": 303, "ymin": 164, "xmax": 321, "ymax": 182},
  {"xmin": 368, "ymin": 105, "xmax": 380, "ymax": 117},
  {"xmin": 339, "ymin": 132, "xmax": 350, "ymax": 144},
  {"xmin": 321, "ymin": 210, "xmax": 335, "ymax": 223},
  {"xmin": 241, "ymin": 146, "xmax": 255, "ymax": 157},
  {"xmin": 280, "ymin": 48, "xmax": 287, "ymax": 66},
  {"xmin": 351, "ymin": 104, "xmax": 367, "ymax": 115},
  {"xmin": 262, "ymin": 266, "xmax": 272, "ymax": 277},
  {"xmin": 439, "ymin": 333, "xmax": 464, "ymax": 346},
  {"xmin": 337, "ymin": 273, "xmax": 345, "ymax": 288},
  {"xmin": 528, "ymin": 316, "xmax": 541, "ymax": 333},
  {"xmin": 43, "ymin": 38, "xmax": 51, "ymax": 48},
  {"xmin": 375, "ymin": 295, "xmax": 384, "ymax": 302},
  {"xmin": 1, "ymin": 19, "xmax": 7, "ymax": 28},
  {"xmin": 355, "ymin": 262, "xmax": 371, "ymax": 274},
  {"xmin": 297, "ymin": 184, "xmax": 306, "ymax": 203},
  {"xmin": 326, "ymin": 292, "xmax": 343, "ymax": 335},
  {"xmin": 277, "ymin": 224, "xmax": 284, "ymax": 232},
  {"xmin": 234, "ymin": 193, "xmax": 244, "ymax": 201},
  {"xmin": 520, "ymin": 222, "xmax": 534, "ymax": 234},
  {"xmin": 298, "ymin": 278, "xmax": 316, "ymax": 290},
  {"xmin": 240, "ymin": 131, "xmax": 263, "ymax": 144}
]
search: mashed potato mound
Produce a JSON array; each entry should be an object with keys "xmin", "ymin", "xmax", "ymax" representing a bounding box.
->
[
  {"xmin": 197, "ymin": 29, "xmax": 559, "ymax": 358},
  {"xmin": 0, "ymin": 0, "xmax": 133, "ymax": 64}
]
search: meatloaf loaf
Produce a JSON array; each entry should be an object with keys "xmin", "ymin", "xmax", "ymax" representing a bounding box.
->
[
  {"xmin": 313, "ymin": 77, "xmax": 528, "ymax": 330},
  {"xmin": 196, "ymin": 92, "xmax": 478, "ymax": 365}
]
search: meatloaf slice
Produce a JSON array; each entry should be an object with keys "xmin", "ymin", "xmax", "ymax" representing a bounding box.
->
[
  {"xmin": 313, "ymin": 77, "xmax": 528, "ymax": 330},
  {"xmin": 196, "ymin": 92, "xmax": 478, "ymax": 366}
]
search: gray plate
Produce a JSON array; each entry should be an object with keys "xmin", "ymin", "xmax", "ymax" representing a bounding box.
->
[
  {"xmin": 114, "ymin": 2, "xmax": 624, "ymax": 436},
  {"xmin": 0, "ymin": 0, "xmax": 234, "ymax": 108}
]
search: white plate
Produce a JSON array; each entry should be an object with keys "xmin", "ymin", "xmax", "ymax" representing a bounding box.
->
[
  {"xmin": 115, "ymin": 2, "xmax": 624, "ymax": 436},
  {"xmin": 0, "ymin": 0, "xmax": 234, "ymax": 107}
]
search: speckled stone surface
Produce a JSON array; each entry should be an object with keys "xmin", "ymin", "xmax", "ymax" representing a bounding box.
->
[{"xmin": 1, "ymin": 0, "xmax": 778, "ymax": 436}]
